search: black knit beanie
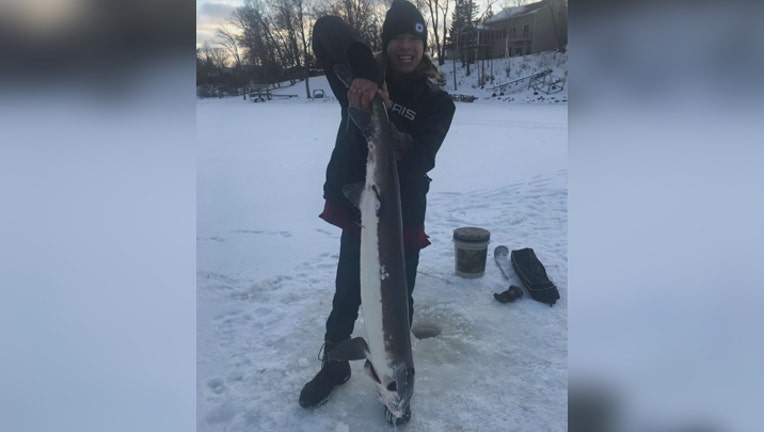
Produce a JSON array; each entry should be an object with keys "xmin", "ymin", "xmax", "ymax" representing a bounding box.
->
[{"xmin": 381, "ymin": 0, "xmax": 428, "ymax": 51}]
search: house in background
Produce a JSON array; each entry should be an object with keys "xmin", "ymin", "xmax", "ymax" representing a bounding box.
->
[
  {"xmin": 483, "ymin": 0, "xmax": 567, "ymax": 58},
  {"xmin": 448, "ymin": 0, "xmax": 567, "ymax": 61}
]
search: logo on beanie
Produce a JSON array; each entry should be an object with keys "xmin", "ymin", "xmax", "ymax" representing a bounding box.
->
[{"xmin": 415, "ymin": 22, "xmax": 425, "ymax": 34}]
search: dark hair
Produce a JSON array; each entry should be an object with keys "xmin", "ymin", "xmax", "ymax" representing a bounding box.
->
[{"xmin": 416, "ymin": 54, "xmax": 443, "ymax": 81}]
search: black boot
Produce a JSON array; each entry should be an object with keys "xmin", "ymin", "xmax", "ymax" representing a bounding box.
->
[{"xmin": 298, "ymin": 340, "xmax": 351, "ymax": 408}]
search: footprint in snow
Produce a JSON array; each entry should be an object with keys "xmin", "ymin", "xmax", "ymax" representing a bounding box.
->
[
  {"xmin": 207, "ymin": 377, "xmax": 225, "ymax": 394},
  {"xmin": 231, "ymin": 229, "xmax": 263, "ymax": 234},
  {"xmin": 198, "ymin": 236, "xmax": 225, "ymax": 242}
]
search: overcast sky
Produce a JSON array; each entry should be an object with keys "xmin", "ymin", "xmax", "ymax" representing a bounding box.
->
[
  {"xmin": 196, "ymin": 0, "xmax": 505, "ymax": 50},
  {"xmin": 197, "ymin": 1, "xmax": 241, "ymax": 49}
]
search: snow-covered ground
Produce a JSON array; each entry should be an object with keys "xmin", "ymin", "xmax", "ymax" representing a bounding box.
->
[
  {"xmin": 5, "ymin": 6, "xmax": 763, "ymax": 431},
  {"xmin": 241, "ymin": 51, "xmax": 567, "ymax": 105},
  {"xmin": 197, "ymin": 53, "xmax": 567, "ymax": 431},
  {"xmin": 440, "ymin": 51, "xmax": 568, "ymax": 104}
]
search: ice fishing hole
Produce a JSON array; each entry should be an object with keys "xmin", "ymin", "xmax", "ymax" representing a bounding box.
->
[{"xmin": 412, "ymin": 323, "xmax": 441, "ymax": 339}]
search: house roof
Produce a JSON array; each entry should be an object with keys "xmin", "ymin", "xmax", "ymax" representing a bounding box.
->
[{"xmin": 484, "ymin": 0, "xmax": 548, "ymax": 24}]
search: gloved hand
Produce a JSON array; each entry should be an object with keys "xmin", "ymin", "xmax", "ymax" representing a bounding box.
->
[
  {"xmin": 346, "ymin": 41, "xmax": 382, "ymax": 85},
  {"xmin": 347, "ymin": 42, "xmax": 387, "ymax": 111},
  {"xmin": 348, "ymin": 78, "xmax": 380, "ymax": 111}
]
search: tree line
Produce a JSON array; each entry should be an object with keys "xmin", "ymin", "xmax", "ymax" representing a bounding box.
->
[{"xmin": 197, "ymin": 0, "xmax": 546, "ymax": 98}]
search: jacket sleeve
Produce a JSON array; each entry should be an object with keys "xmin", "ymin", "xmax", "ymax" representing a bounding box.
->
[
  {"xmin": 346, "ymin": 42, "xmax": 383, "ymax": 85},
  {"xmin": 312, "ymin": 16, "xmax": 380, "ymax": 105},
  {"xmin": 395, "ymin": 91, "xmax": 456, "ymax": 179}
]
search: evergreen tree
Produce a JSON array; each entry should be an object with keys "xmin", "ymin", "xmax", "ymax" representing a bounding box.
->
[{"xmin": 450, "ymin": 0, "xmax": 477, "ymax": 69}]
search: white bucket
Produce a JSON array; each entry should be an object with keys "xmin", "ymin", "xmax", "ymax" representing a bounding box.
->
[{"xmin": 453, "ymin": 227, "xmax": 491, "ymax": 278}]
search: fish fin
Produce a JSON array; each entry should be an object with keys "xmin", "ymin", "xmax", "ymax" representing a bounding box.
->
[
  {"xmin": 364, "ymin": 359, "xmax": 382, "ymax": 384},
  {"xmin": 341, "ymin": 183, "xmax": 364, "ymax": 209},
  {"xmin": 342, "ymin": 183, "xmax": 381, "ymax": 216},
  {"xmin": 333, "ymin": 64, "xmax": 354, "ymax": 89},
  {"xmin": 327, "ymin": 336, "xmax": 368, "ymax": 362}
]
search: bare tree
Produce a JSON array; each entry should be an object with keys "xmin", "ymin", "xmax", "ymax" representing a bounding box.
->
[
  {"xmin": 232, "ymin": 0, "xmax": 294, "ymax": 85},
  {"xmin": 293, "ymin": 0, "xmax": 314, "ymax": 98},
  {"xmin": 232, "ymin": 1, "xmax": 273, "ymax": 83},
  {"xmin": 216, "ymin": 27, "xmax": 242, "ymax": 69},
  {"xmin": 342, "ymin": 0, "xmax": 381, "ymax": 47},
  {"xmin": 270, "ymin": 0, "xmax": 315, "ymax": 90},
  {"xmin": 313, "ymin": 0, "xmax": 384, "ymax": 49},
  {"xmin": 215, "ymin": 26, "xmax": 247, "ymax": 94},
  {"xmin": 203, "ymin": 41, "xmax": 227, "ymax": 71},
  {"xmin": 424, "ymin": 0, "xmax": 451, "ymax": 65},
  {"xmin": 260, "ymin": 7, "xmax": 294, "ymax": 86},
  {"xmin": 197, "ymin": 42, "xmax": 228, "ymax": 89}
]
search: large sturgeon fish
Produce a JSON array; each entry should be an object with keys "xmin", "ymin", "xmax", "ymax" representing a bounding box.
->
[{"xmin": 329, "ymin": 65, "xmax": 415, "ymax": 423}]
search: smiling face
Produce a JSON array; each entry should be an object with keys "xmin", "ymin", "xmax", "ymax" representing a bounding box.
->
[{"xmin": 386, "ymin": 33, "xmax": 424, "ymax": 75}]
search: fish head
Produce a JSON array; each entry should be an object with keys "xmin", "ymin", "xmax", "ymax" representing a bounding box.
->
[{"xmin": 374, "ymin": 363, "xmax": 415, "ymax": 419}]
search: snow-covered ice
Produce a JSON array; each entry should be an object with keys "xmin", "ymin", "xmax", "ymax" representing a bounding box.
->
[{"xmin": 197, "ymin": 62, "xmax": 567, "ymax": 431}]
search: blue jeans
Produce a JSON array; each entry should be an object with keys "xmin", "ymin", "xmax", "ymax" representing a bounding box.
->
[{"xmin": 324, "ymin": 230, "xmax": 420, "ymax": 343}]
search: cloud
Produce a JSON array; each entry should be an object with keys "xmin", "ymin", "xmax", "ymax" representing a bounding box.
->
[
  {"xmin": 197, "ymin": 1, "xmax": 239, "ymax": 48},
  {"xmin": 198, "ymin": 2, "xmax": 238, "ymax": 20}
]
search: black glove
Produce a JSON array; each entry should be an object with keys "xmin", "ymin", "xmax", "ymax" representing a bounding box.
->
[
  {"xmin": 346, "ymin": 42, "xmax": 382, "ymax": 86},
  {"xmin": 493, "ymin": 285, "xmax": 524, "ymax": 304}
]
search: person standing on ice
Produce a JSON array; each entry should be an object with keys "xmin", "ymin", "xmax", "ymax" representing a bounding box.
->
[{"xmin": 298, "ymin": 0, "xmax": 455, "ymax": 423}]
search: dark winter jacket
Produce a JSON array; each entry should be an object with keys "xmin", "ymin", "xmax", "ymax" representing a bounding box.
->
[{"xmin": 312, "ymin": 16, "xmax": 455, "ymax": 249}]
